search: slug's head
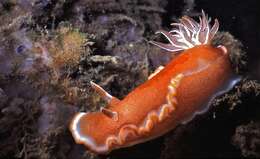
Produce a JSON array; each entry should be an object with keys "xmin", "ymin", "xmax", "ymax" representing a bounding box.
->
[{"xmin": 150, "ymin": 10, "xmax": 220, "ymax": 52}]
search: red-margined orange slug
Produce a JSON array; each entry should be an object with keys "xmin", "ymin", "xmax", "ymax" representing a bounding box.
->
[{"xmin": 69, "ymin": 11, "xmax": 239, "ymax": 154}]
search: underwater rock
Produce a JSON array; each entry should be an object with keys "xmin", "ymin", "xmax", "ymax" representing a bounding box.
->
[
  {"xmin": 0, "ymin": 95, "xmax": 40, "ymax": 158},
  {"xmin": 0, "ymin": 88, "xmax": 8, "ymax": 107},
  {"xmin": 38, "ymin": 96, "xmax": 77, "ymax": 135},
  {"xmin": 232, "ymin": 121, "xmax": 260, "ymax": 158}
]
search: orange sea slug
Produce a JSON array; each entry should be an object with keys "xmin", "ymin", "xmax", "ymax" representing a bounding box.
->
[{"xmin": 70, "ymin": 11, "xmax": 239, "ymax": 154}]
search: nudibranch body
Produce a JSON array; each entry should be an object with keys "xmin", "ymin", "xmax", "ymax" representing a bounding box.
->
[{"xmin": 70, "ymin": 11, "xmax": 236, "ymax": 154}]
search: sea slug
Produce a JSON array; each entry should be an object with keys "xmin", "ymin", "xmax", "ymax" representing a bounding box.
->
[{"xmin": 69, "ymin": 11, "xmax": 238, "ymax": 154}]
